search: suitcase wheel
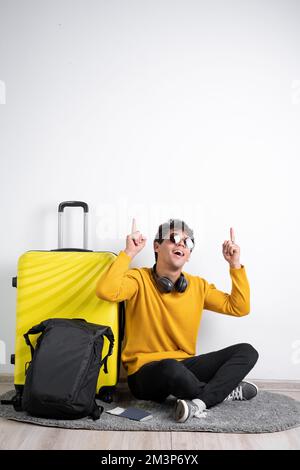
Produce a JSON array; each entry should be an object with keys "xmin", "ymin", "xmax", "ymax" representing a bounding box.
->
[{"xmin": 96, "ymin": 387, "xmax": 114, "ymax": 403}]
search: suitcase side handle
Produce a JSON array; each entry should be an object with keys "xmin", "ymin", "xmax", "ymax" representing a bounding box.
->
[{"xmin": 58, "ymin": 201, "xmax": 89, "ymax": 250}]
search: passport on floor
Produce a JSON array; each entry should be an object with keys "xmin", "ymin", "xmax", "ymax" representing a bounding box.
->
[{"xmin": 105, "ymin": 406, "xmax": 153, "ymax": 421}]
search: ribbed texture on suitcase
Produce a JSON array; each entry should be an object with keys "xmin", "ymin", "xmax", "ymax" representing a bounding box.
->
[{"xmin": 14, "ymin": 251, "xmax": 119, "ymax": 391}]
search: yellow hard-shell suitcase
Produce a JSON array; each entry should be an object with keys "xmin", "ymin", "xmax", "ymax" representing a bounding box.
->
[{"xmin": 11, "ymin": 201, "xmax": 124, "ymax": 405}]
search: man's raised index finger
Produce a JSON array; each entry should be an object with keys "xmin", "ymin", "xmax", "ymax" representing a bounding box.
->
[
  {"xmin": 230, "ymin": 227, "xmax": 235, "ymax": 243},
  {"xmin": 131, "ymin": 218, "xmax": 137, "ymax": 235}
]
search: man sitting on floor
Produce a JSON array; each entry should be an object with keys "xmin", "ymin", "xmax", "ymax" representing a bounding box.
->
[{"xmin": 96, "ymin": 218, "xmax": 258, "ymax": 422}]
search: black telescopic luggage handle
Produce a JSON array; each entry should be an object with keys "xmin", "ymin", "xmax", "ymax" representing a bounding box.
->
[
  {"xmin": 57, "ymin": 201, "xmax": 89, "ymax": 250},
  {"xmin": 58, "ymin": 201, "xmax": 89, "ymax": 213}
]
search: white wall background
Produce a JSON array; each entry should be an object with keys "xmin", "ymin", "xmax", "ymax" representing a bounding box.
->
[{"xmin": 0, "ymin": 0, "xmax": 300, "ymax": 380}]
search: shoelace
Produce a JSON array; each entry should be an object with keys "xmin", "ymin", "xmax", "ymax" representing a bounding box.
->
[
  {"xmin": 227, "ymin": 385, "xmax": 243, "ymax": 400},
  {"xmin": 191, "ymin": 402, "xmax": 208, "ymax": 418},
  {"xmin": 194, "ymin": 409, "xmax": 207, "ymax": 418}
]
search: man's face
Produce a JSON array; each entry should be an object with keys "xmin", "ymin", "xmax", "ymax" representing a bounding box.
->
[{"xmin": 154, "ymin": 229, "xmax": 192, "ymax": 268}]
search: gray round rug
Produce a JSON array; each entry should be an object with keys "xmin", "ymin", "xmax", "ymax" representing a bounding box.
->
[{"xmin": 1, "ymin": 388, "xmax": 300, "ymax": 433}]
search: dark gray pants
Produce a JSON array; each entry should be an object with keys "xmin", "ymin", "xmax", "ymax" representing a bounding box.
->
[{"xmin": 127, "ymin": 343, "xmax": 259, "ymax": 408}]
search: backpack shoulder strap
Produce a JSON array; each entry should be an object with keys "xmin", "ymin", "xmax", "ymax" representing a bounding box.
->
[
  {"xmin": 100, "ymin": 328, "xmax": 115, "ymax": 374},
  {"xmin": 23, "ymin": 321, "xmax": 47, "ymax": 359},
  {"xmin": 1, "ymin": 393, "xmax": 22, "ymax": 411},
  {"xmin": 90, "ymin": 400, "xmax": 104, "ymax": 421}
]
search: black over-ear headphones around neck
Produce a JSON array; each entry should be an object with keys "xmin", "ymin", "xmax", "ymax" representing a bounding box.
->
[{"xmin": 151, "ymin": 264, "xmax": 188, "ymax": 293}]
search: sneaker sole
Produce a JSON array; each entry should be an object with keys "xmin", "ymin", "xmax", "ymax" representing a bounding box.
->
[{"xmin": 175, "ymin": 399, "xmax": 189, "ymax": 423}]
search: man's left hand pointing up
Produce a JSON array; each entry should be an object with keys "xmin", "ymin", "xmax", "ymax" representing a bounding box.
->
[{"xmin": 222, "ymin": 227, "xmax": 241, "ymax": 268}]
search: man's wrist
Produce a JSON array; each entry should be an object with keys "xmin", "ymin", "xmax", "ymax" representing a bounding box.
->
[
  {"xmin": 230, "ymin": 263, "xmax": 241, "ymax": 269},
  {"xmin": 124, "ymin": 250, "xmax": 135, "ymax": 260}
]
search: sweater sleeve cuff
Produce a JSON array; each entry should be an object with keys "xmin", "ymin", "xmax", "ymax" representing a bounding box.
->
[
  {"xmin": 229, "ymin": 264, "xmax": 247, "ymax": 279},
  {"xmin": 119, "ymin": 250, "xmax": 132, "ymax": 264}
]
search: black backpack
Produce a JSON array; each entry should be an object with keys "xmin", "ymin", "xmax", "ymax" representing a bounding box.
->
[{"xmin": 19, "ymin": 318, "xmax": 114, "ymax": 420}]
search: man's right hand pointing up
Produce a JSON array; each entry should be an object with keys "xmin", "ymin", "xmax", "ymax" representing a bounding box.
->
[{"xmin": 124, "ymin": 218, "xmax": 147, "ymax": 259}]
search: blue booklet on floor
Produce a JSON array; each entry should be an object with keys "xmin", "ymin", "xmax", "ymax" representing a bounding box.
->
[{"xmin": 105, "ymin": 406, "xmax": 153, "ymax": 421}]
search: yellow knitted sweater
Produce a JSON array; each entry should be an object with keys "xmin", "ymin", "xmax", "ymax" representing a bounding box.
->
[{"xmin": 96, "ymin": 251, "xmax": 250, "ymax": 376}]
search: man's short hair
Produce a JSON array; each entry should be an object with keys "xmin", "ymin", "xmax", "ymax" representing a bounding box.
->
[{"xmin": 153, "ymin": 219, "xmax": 194, "ymax": 262}]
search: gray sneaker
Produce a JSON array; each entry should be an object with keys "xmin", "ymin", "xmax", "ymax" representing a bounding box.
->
[
  {"xmin": 174, "ymin": 398, "xmax": 207, "ymax": 423},
  {"xmin": 224, "ymin": 381, "xmax": 258, "ymax": 401}
]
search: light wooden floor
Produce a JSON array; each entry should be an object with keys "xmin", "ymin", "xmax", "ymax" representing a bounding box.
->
[{"xmin": 0, "ymin": 383, "xmax": 299, "ymax": 450}]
